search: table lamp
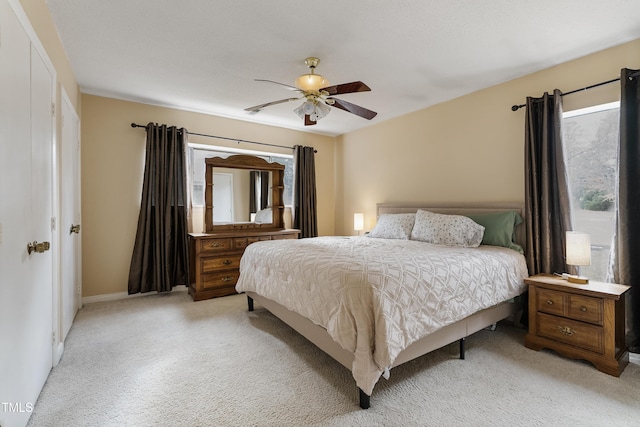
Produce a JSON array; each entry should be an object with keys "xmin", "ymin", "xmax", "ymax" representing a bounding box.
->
[{"xmin": 565, "ymin": 231, "xmax": 591, "ymax": 284}]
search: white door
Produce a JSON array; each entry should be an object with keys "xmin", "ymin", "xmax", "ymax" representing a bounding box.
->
[
  {"xmin": 0, "ymin": 2, "xmax": 55, "ymax": 425},
  {"xmin": 60, "ymin": 90, "xmax": 81, "ymax": 342},
  {"xmin": 213, "ymin": 173, "xmax": 233, "ymax": 222},
  {"xmin": 26, "ymin": 40, "xmax": 55, "ymax": 409}
]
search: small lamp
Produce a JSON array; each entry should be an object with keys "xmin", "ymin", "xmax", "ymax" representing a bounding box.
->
[
  {"xmin": 565, "ymin": 231, "xmax": 591, "ymax": 284},
  {"xmin": 354, "ymin": 213, "xmax": 364, "ymax": 236}
]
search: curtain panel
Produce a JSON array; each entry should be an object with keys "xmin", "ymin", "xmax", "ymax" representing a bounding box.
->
[
  {"xmin": 612, "ymin": 68, "xmax": 640, "ymax": 352},
  {"xmin": 524, "ymin": 90, "xmax": 573, "ymax": 277},
  {"xmin": 128, "ymin": 123, "xmax": 190, "ymax": 294},
  {"xmin": 292, "ymin": 145, "xmax": 318, "ymax": 238}
]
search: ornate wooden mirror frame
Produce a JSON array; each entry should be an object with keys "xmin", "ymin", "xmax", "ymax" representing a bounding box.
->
[{"xmin": 204, "ymin": 155, "xmax": 285, "ymax": 233}]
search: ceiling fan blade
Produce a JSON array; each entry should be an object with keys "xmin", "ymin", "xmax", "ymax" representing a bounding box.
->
[
  {"xmin": 329, "ymin": 98, "xmax": 377, "ymax": 120},
  {"xmin": 255, "ymin": 79, "xmax": 301, "ymax": 92},
  {"xmin": 245, "ymin": 97, "xmax": 299, "ymax": 113},
  {"xmin": 321, "ymin": 81, "xmax": 371, "ymax": 96},
  {"xmin": 304, "ymin": 115, "xmax": 316, "ymax": 126}
]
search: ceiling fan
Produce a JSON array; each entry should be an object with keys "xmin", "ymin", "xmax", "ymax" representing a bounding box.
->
[{"xmin": 245, "ymin": 57, "xmax": 377, "ymax": 126}]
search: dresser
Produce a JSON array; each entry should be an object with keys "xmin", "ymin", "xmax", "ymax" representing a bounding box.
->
[
  {"xmin": 189, "ymin": 230, "xmax": 300, "ymax": 301},
  {"xmin": 188, "ymin": 229, "xmax": 299, "ymax": 301},
  {"xmin": 524, "ymin": 273, "xmax": 630, "ymax": 376}
]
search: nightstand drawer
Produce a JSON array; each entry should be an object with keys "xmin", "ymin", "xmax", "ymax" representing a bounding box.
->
[
  {"xmin": 568, "ymin": 294, "xmax": 603, "ymax": 325},
  {"xmin": 537, "ymin": 312, "xmax": 604, "ymax": 354},
  {"xmin": 536, "ymin": 288, "xmax": 566, "ymax": 317}
]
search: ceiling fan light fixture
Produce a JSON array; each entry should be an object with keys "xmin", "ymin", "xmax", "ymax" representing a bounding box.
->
[{"xmin": 295, "ymin": 74, "xmax": 329, "ymax": 92}]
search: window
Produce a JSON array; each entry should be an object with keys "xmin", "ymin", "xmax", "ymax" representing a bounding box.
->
[{"xmin": 562, "ymin": 102, "xmax": 619, "ymax": 281}]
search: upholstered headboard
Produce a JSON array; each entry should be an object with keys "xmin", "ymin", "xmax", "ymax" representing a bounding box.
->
[{"xmin": 376, "ymin": 202, "xmax": 526, "ymax": 249}]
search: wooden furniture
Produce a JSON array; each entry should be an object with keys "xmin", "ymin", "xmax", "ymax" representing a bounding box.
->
[
  {"xmin": 245, "ymin": 202, "xmax": 527, "ymax": 408},
  {"xmin": 189, "ymin": 154, "xmax": 299, "ymax": 301},
  {"xmin": 524, "ymin": 273, "xmax": 630, "ymax": 376},
  {"xmin": 189, "ymin": 229, "xmax": 299, "ymax": 301}
]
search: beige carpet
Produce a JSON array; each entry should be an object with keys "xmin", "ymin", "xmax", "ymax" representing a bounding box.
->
[{"xmin": 27, "ymin": 288, "xmax": 640, "ymax": 427}]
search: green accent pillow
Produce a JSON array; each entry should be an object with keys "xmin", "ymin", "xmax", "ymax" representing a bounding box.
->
[{"xmin": 466, "ymin": 211, "xmax": 524, "ymax": 253}]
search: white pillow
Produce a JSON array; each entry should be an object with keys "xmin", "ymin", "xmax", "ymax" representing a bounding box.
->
[
  {"xmin": 410, "ymin": 210, "xmax": 484, "ymax": 247},
  {"xmin": 367, "ymin": 213, "xmax": 415, "ymax": 240}
]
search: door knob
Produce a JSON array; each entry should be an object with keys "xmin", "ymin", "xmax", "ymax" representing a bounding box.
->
[
  {"xmin": 27, "ymin": 241, "xmax": 50, "ymax": 255},
  {"xmin": 70, "ymin": 224, "xmax": 81, "ymax": 234}
]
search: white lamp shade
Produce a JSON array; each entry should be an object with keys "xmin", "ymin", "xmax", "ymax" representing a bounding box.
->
[
  {"xmin": 354, "ymin": 213, "xmax": 364, "ymax": 231},
  {"xmin": 566, "ymin": 231, "xmax": 591, "ymax": 266}
]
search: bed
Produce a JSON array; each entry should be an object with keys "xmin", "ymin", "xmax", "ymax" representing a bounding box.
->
[{"xmin": 235, "ymin": 203, "xmax": 529, "ymax": 408}]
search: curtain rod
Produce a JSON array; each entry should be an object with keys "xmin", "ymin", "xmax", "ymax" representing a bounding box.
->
[
  {"xmin": 130, "ymin": 123, "xmax": 317, "ymax": 153},
  {"xmin": 510, "ymin": 70, "xmax": 640, "ymax": 112}
]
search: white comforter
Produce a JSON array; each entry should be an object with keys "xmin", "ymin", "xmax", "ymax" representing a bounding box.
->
[{"xmin": 236, "ymin": 236, "xmax": 528, "ymax": 395}]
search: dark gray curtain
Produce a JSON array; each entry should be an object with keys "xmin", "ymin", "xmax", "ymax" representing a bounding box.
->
[
  {"xmin": 249, "ymin": 171, "xmax": 270, "ymax": 213},
  {"xmin": 612, "ymin": 68, "xmax": 640, "ymax": 352},
  {"xmin": 128, "ymin": 123, "xmax": 190, "ymax": 294},
  {"xmin": 292, "ymin": 145, "xmax": 318, "ymax": 238},
  {"xmin": 249, "ymin": 171, "xmax": 258, "ymax": 213},
  {"xmin": 260, "ymin": 171, "xmax": 269, "ymax": 209},
  {"xmin": 524, "ymin": 90, "xmax": 573, "ymax": 276}
]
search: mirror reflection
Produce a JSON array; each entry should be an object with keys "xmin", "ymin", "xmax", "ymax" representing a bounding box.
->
[{"xmin": 211, "ymin": 168, "xmax": 273, "ymax": 224}]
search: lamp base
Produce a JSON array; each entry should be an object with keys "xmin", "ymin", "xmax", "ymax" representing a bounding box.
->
[{"xmin": 567, "ymin": 275, "xmax": 589, "ymax": 284}]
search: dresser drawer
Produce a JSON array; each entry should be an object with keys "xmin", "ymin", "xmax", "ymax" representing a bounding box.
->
[
  {"xmin": 201, "ymin": 270, "xmax": 240, "ymax": 290},
  {"xmin": 199, "ymin": 238, "xmax": 233, "ymax": 252},
  {"xmin": 536, "ymin": 288, "xmax": 566, "ymax": 317},
  {"xmin": 537, "ymin": 312, "xmax": 604, "ymax": 354},
  {"xmin": 234, "ymin": 236, "xmax": 270, "ymax": 249},
  {"xmin": 201, "ymin": 255, "xmax": 242, "ymax": 273},
  {"xmin": 568, "ymin": 294, "xmax": 603, "ymax": 325}
]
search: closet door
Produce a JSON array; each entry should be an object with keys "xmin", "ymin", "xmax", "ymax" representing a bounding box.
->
[
  {"xmin": 0, "ymin": 1, "xmax": 55, "ymax": 425},
  {"xmin": 29, "ymin": 41, "xmax": 55, "ymax": 390},
  {"xmin": 60, "ymin": 89, "xmax": 82, "ymax": 341}
]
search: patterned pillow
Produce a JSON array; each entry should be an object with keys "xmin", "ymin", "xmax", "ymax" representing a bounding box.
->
[
  {"xmin": 410, "ymin": 210, "xmax": 484, "ymax": 247},
  {"xmin": 368, "ymin": 213, "xmax": 415, "ymax": 240}
]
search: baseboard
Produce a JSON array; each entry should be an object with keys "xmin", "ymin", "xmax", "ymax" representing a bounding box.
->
[
  {"xmin": 82, "ymin": 285, "xmax": 188, "ymax": 305},
  {"xmin": 630, "ymin": 352, "xmax": 640, "ymax": 364}
]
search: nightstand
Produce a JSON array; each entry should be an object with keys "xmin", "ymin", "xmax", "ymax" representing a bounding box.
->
[{"xmin": 524, "ymin": 273, "xmax": 630, "ymax": 376}]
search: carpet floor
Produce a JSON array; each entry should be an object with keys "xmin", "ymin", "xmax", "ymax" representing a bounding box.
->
[{"xmin": 27, "ymin": 288, "xmax": 640, "ymax": 426}]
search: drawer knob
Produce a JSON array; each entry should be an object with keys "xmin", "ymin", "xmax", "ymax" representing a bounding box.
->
[
  {"xmin": 580, "ymin": 306, "xmax": 587, "ymax": 312},
  {"xmin": 558, "ymin": 326, "xmax": 575, "ymax": 336},
  {"xmin": 222, "ymin": 260, "xmax": 232, "ymax": 265},
  {"xmin": 546, "ymin": 300, "xmax": 553, "ymax": 305}
]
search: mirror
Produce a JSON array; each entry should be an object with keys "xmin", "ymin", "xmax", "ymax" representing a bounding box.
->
[
  {"xmin": 210, "ymin": 167, "xmax": 273, "ymax": 224},
  {"xmin": 205, "ymin": 155, "xmax": 285, "ymax": 232}
]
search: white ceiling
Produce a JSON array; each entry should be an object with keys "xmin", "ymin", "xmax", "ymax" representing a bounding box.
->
[{"xmin": 46, "ymin": 0, "xmax": 640, "ymax": 137}]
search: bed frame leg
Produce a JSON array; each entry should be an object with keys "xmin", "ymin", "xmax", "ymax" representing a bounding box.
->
[
  {"xmin": 247, "ymin": 296, "xmax": 254, "ymax": 312},
  {"xmin": 359, "ymin": 388, "xmax": 370, "ymax": 409},
  {"xmin": 459, "ymin": 337, "xmax": 465, "ymax": 360}
]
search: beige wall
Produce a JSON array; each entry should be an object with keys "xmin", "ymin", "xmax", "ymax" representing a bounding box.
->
[
  {"xmin": 81, "ymin": 95, "xmax": 335, "ymax": 296},
  {"xmin": 334, "ymin": 38, "xmax": 640, "ymax": 235}
]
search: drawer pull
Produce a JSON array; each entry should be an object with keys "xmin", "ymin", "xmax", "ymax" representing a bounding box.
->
[
  {"xmin": 580, "ymin": 306, "xmax": 587, "ymax": 312},
  {"xmin": 546, "ymin": 300, "xmax": 553, "ymax": 305},
  {"xmin": 211, "ymin": 242, "xmax": 221, "ymax": 247},
  {"xmin": 222, "ymin": 259, "xmax": 232, "ymax": 265},
  {"xmin": 558, "ymin": 326, "xmax": 575, "ymax": 336},
  {"xmin": 221, "ymin": 276, "xmax": 235, "ymax": 282}
]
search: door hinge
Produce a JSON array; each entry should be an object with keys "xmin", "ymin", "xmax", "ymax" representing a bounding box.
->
[
  {"xmin": 51, "ymin": 217, "xmax": 56, "ymax": 231},
  {"xmin": 51, "ymin": 103, "xmax": 55, "ymax": 117},
  {"xmin": 52, "ymin": 331, "xmax": 56, "ymax": 345}
]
